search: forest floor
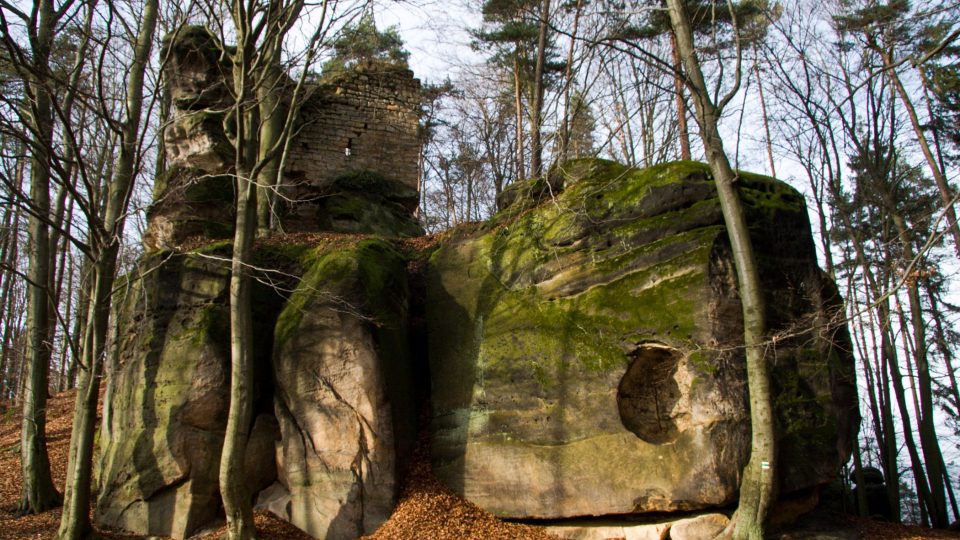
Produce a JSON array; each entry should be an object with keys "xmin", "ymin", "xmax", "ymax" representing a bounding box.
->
[{"xmin": 0, "ymin": 390, "xmax": 954, "ymax": 540}]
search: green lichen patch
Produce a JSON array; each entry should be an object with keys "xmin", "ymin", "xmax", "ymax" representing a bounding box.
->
[
  {"xmin": 311, "ymin": 171, "xmax": 423, "ymax": 237},
  {"xmin": 273, "ymin": 237, "xmax": 406, "ymax": 353},
  {"xmin": 427, "ymin": 158, "xmax": 853, "ymax": 512}
]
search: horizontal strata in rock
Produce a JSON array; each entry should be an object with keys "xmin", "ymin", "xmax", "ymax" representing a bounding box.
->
[{"xmin": 427, "ymin": 159, "xmax": 858, "ymax": 519}]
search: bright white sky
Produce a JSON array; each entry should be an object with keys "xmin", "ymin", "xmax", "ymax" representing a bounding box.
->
[{"xmin": 374, "ymin": 0, "xmax": 482, "ymax": 83}]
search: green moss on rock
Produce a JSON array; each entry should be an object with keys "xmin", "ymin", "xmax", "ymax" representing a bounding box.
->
[{"xmin": 427, "ymin": 158, "xmax": 857, "ymax": 518}]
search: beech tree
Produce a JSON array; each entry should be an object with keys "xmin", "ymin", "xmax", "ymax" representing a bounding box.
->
[
  {"xmin": 664, "ymin": 1, "xmax": 775, "ymax": 537},
  {"xmin": 214, "ymin": 0, "xmax": 362, "ymax": 536},
  {"xmin": 55, "ymin": 0, "xmax": 159, "ymax": 535},
  {"xmin": 1, "ymin": 0, "xmax": 68, "ymax": 514}
]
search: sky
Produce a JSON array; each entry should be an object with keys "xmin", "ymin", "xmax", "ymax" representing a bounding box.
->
[{"xmin": 374, "ymin": 1, "xmax": 482, "ymax": 83}]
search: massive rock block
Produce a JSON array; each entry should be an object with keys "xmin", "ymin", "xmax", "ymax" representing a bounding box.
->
[
  {"xmin": 95, "ymin": 251, "xmax": 279, "ymax": 538},
  {"xmin": 96, "ymin": 239, "xmax": 417, "ymax": 539},
  {"xmin": 269, "ymin": 239, "xmax": 417, "ymax": 538},
  {"xmin": 426, "ymin": 159, "xmax": 858, "ymax": 519}
]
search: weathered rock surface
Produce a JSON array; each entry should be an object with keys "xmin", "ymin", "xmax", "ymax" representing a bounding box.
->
[
  {"xmin": 95, "ymin": 250, "xmax": 279, "ymax": 538},
  {"xmin": 161, "ymin": 25, "xmax": 231, "ymax": 111},
  {"xmin": 294, "ymin": 172, "xmax": 424, "ymax": 238},
  {"xmin": 144, "ymin": 28, "xmax": 422, "ymax": 252},
  {"xmin": 145, "ymin": 26, "xmax": 235, "ymax": 252},
  {"xmin": 426, "ymin": 159, "xmax": 858, "ymax": 519},
  {"xmin": 103, "ymin": 96, "xmax": 857, "ymax": 538},
  {"xmin": 271, "ymin": 239, "xmax": 417, "ymax": 538},
  {"xmin": 97, "ymin": 238, "xmax": 418, "ymax": 539}
]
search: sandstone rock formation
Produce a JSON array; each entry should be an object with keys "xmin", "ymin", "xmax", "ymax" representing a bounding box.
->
[
  {"xmin": 144, "ymin": 26, "xmax": 421, "ymax": 251},
  {"xmin": 268, "ymin": 240, "xmax": 416, "ymax": 538},
  {"xmin": 427, "ymin": 159, "xmax": 858, "ymax": 519},
  {"xmin": 96, "ymin": 26, "xmax": 857, "ymax": 540}
]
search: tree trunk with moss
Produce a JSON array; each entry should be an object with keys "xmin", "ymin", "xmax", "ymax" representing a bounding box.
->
[{"xmin": 665, "ymin": 2, "xmax": 775, "ymax": 538}]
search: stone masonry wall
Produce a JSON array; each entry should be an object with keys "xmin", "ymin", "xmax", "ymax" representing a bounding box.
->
[
  {"xmin": 281, "ymin": 65, "xmax": 421, "ymax": 232},
  {"xmin": 144, "ymin": 25, "xmax": 422, "ymax": 248}
]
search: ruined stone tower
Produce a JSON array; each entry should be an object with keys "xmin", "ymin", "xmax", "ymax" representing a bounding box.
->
[{"xmin": 144, "ymin": 26, "xmax": 422, "ymax": 251}]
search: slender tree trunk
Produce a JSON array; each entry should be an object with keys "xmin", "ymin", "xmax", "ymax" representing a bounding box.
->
[
  {"xmin": 56, "ymin": 0, "xmax": 158, "ymax": 534},
  {"xmin": 0, "ymin": 179, "xmax": 22, "ymax": 398},
  {"xmin": 57, "ymin": 253, "xmax": 75, "ymax": 392},
  {"xmin": 926, "ymin": 287, "xmax": 960, "ymax": 431},
  {"xmin": 18, "ymin": 0, "xmax": 62, "ymax": 514},
  {"xmin": 752, "ymin": 53, "xmax": 775, "ymax": 178},
  {"xmin": 220, "ymin": 11, "xmax": 258, "ymax": 535},
  {"xmin": 0, "ymin": 255, "xmax": 19, "ymax": 400},
  {"xmin": 891, "ymin": 211, "xmax": 950, "ymax": 527},
  {"xmin": 558, "ymin": 0, "xmax": 583, "ymax": 162},
  {"xmin": 877, "ymin": 49, "xmax": 960, "ymax": 257},
  {"xmin": 56, "ymin": 256, "xmax": 113, "ymax": 539},
  {"xmin": 880, "ymin": 309, "xmax": 934, "ymax": 525},
  {"xmin": 221, "ymin": 156, "xmax": 258, "ymax": 540},
  {"xmin": 852, "ymin": 445, "xmax": 869, "ymax": 517},
  {"xmin": 665, "ymin": 3, "xmax": 774, "ymax": 538},
  {"xmin": 529, "ymin": 0, "xmax": 550, "ymax": 177},
  {"xmin": 513, "ymin": 55, "xmax": 526, "ymax": 180},
  {"xmin": 65, "ymin": 259, "xmax": 90, "ymax": 391},
  {"xmin": 256, "ymin": 58, "xmax": 287, "ymax": 235},
  {"xmin": 670, "ymin": 31, "xmax": 691, "ymax": 160}
]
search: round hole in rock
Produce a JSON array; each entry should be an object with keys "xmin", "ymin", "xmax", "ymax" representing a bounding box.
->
[{"xmin": 617, "ymin": 344, "xmax": 683, "ymax": 444}]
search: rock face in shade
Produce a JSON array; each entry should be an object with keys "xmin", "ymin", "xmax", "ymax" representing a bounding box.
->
[
  {"xmin": 96, "ymin": 239, "xmax": 418, "ymax": 539},
  {"xmin": 426, "ymin": 159, "xmax": 858, "ymax": 519},
  {"xmin": 95, "ymin": 251, "xmax": 281, "ymax": 538},
  {"xmin": 270, "ymin": 239, "xmax": 417, "ymax": 539}
]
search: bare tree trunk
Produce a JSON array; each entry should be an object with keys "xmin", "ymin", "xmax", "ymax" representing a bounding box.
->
[
  {"xmin": 221, "ymin": 150, "xmax": 258, "ymax": 540},
  {"xmin": 558, "ymin": 0, "xmax": 583, "ymax": 162},
  {"xmin": 752, "ymin": 54, "xmax": 775, "ymax": 178},
  {"xmin": 64, "ymin": 258, "xmax": 90, "ymax": 391},
  {"xmin": 18, "ymin": 0, "xmax": 62, "ymax": 514},
  {"xmin": 665, "ymin": 3, "xmax": 774, "ymax": 538},
  {"xmin": 57, "ymin": 252, "xmax": 75, "ymax": 392},
  {"xmin": 891, "ymin": 211, "xmax": 950, "ymax": 527},
  {"xmin": 220, "ymin": 8, "xmax": 259, "ymax": 535},
  {"xmin": 513, "ymin": 55, "xmax": 526, "ymax": 180},
  {"xmin": 56, "ymin": 0, "xmax": 158, "ymax": 534},
  {"xmin": 669, "ymin": 31, "xmax": 691, "ymax": 160},
  {"xmin": 529, "ymin": 0, "xmax": 550, "ymax": 177},
  {"xmin": 256, "ymin": 57, "xmax": 287, "ymax": 235},
  {"xmin": 926, "ymin": 287, "xmax": 960, "ymax": 435},
  {"xmin": 852, "ymin": 445, "xmax": 870, "ymax": 516},
  {"xmin": 0, "ymin": 171, "xmax": 23, "ymax": 398},
  {"xmin": 877, "ymin": 48, "xmax": 960, "ymax": 258},
  {"xmin": 880, "ymin": 305, "xmax": 934, "ymax": 524}
]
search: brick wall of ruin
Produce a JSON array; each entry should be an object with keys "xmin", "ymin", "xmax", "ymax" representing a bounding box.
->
[{"xmin": 280, "ymin": 66, "xmax": 421, "ymax": 231}]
